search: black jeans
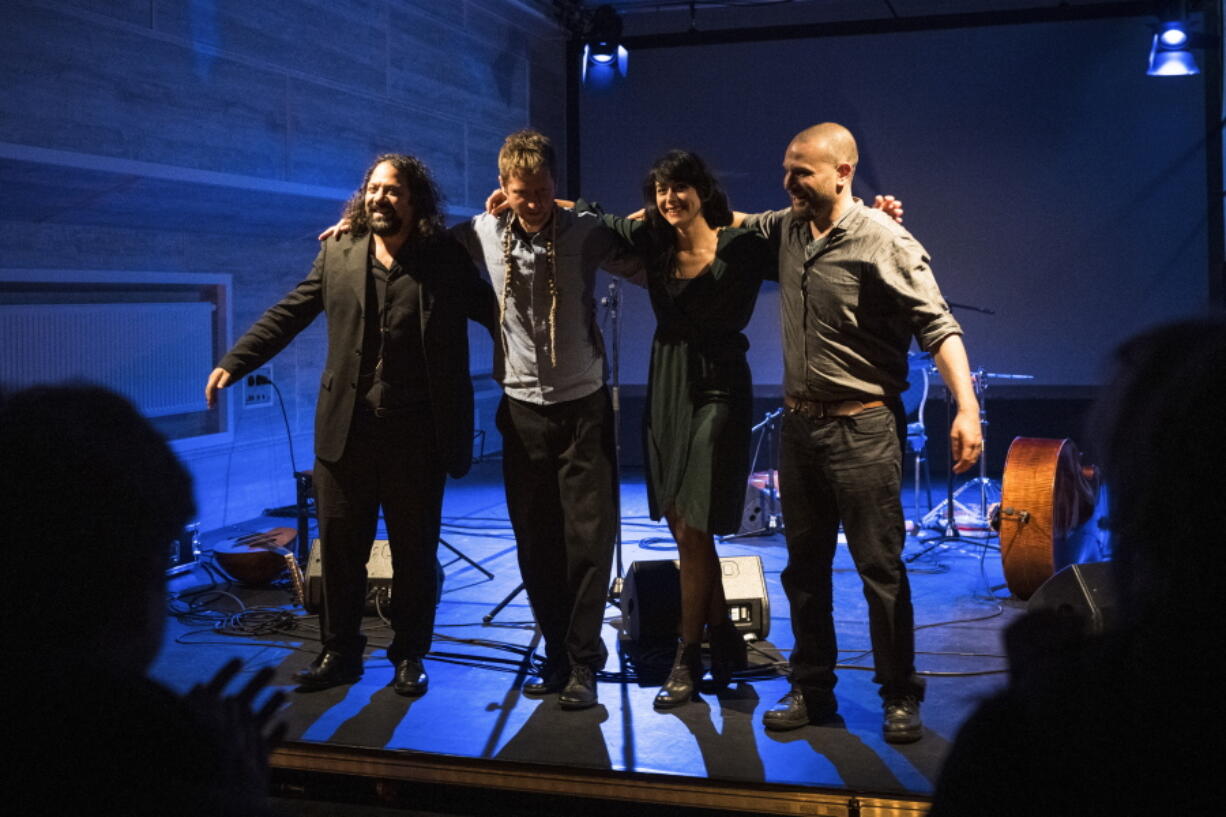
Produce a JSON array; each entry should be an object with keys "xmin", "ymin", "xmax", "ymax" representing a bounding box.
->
[
  {"xmin": 497, "ymin": 387, "xmax": 617, "ymax": 673},
  {"xmin": 778, "ymin": 404, "xmax": 924, "ymax": 700},
  {"xmin": 312, "ymin": 406, "xmax": 446, "ymax": 663}
]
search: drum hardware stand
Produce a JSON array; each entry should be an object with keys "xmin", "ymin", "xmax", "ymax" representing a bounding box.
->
[
  {"xmin": 905, "ymin": 420, "xmax": 933, "ymax": 536},
  {"xmin": 725, "ymin": 407, "xmax": 785, "ymax": 540},
  {"xmin": 909, "ymin": 369, "xmax": 1030, "ymax": 561},
  {"xmin": 903, "ymin": 352, "xmax": 934, "ymax": 535}
]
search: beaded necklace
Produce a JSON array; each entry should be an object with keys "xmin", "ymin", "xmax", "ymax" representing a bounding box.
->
[{"xmin": 499, "ymin": 209, "xmax": 559, "ymax": 367}]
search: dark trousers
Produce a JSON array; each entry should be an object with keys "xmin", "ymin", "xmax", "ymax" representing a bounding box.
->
[
  {"xmin": 312, "ymin": 406, "xmax": 446, "ymax": 663},
  {"xmin": 778, "ymin": 404, "xmax": 924, "ymax": 700},
  {"xmin": 497, "ymin": 387, "xmax": 617, "ymax": 673}
]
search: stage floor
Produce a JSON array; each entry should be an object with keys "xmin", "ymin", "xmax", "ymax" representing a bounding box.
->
[{"xmin": 154, "ymin": 460, "xmax": 1023, "ymax": 814}]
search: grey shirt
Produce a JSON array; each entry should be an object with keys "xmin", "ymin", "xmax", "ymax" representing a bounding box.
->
[
  {"xmin": 453, "ymin": 208, "xmax": 639, "ymax": 405},
  {"xmin": 743, "ymin": 201, "xmax": 962, "ymax": 402}
]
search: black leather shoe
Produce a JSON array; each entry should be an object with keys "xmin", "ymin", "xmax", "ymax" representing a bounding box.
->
[
  {"xmin": 295, "ymin": 650, "xmax": 363, "ymax": 691},
  {"xmin": 882, "ymin": 696, "xmax": 923, "ymax": 743},
  {"xmin": 523, "ymin": 670, "xmax": 567, "ymax": 696},
  {"xmin": 558, "ymin": 665, "xmax": 598, "ymax": 710},
  {"xmin": 762, "ymin": 687, "xmax": 837, "ymax": 731},
  {"xmin": 654, "ymin": 641, "xmax": 703, "ymax": 709},
  {"xmin": 393, "ymin": 658, "xmax": 429, "ymax": 697}
]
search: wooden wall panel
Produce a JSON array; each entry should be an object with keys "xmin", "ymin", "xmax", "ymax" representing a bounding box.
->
[
  {"xmin": 285, "ymin": 75, "xmax": 468, "ymax": 197},
  {"xmin": 386, "ymin": 7, "xmax": 529, "ymax": 139},
  {"xmin": 53, "ymin": 0, "xmax": 153, "ymax": 26},
  {"xmin": 2, "ymin": 5, "xmax": 290, "ymax": 177},
  {"xmin": 1, "ymin": 0, "xmax": 566, "ymax": 529},
  {"xmin": 151, "ymin": 0, "xmax": 389, "ymax": 92}
]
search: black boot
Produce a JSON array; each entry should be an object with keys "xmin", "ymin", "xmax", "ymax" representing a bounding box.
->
[
  {"xmin": 707, "ymin": 618, "xmax": 748, "ymax": 687},
  {"xmin": 654, "ymin": 641, "xmax": 703, "ymax": 709}
]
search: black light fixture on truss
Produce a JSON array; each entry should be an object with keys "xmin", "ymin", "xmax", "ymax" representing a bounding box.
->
[
  {"xmin": 1147, "ymin": 0, "xmax": 1213, "ymax": 76},
  {"xmin": 585, "ymin": 4, "xmax": 623, "ymax": 65},
  {"xmin": 576, "ymin": 4, "xmax": 628, "ymax": 82}
]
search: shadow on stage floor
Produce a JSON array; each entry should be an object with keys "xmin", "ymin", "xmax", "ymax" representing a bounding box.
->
[{"xmin": 155, "ymin": 460, "xmax": 1023, "ymax": 816}]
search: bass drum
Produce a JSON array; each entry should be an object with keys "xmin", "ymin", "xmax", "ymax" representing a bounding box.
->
[{"xmin": 900, "ymin": 353, "xmax": 931, "ymax": 418}]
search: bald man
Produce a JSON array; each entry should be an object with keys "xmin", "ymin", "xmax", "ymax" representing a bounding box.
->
[{"xmin": 735, "ymin": 123, "xmax": 981, "ymax": 743}]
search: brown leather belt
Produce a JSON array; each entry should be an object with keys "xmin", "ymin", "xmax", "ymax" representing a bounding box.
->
[{"xmin": 784, "ymin": 395, "xmax": 885, "ymax": 420}]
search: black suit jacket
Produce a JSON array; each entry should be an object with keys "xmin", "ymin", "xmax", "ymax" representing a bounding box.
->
[{"xmin": 219, "ymin": 232, "xmax": 497, "ymax": 478}]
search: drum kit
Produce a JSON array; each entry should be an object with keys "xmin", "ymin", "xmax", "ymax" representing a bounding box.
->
[{"xmin": 908, "ymin": 355, "xmax": 1034, "ymax": 537}]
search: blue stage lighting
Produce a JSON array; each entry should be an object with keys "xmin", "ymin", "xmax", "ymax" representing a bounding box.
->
[
  {"xmin": 1159, "ymin": 23, "xmax": 1189, "ymax": 48},
  {"xmin": 589, "ymin": 42, "xmax": 617, "ymax": 65},
  {"xmin": 1148, "ymin": 48, "xmax": 1199, "ymax": 76},
  {"xmin": 581, "ymin": 6, "xmax": 628, "ymax": 85},
  {"xmin": 582, "ymin": 44, "xmax": 629, "ymax": 87},
  {"xmin": 585, "ymin": 6, "xmax": 623, "ymax": 67},
  {"xmin": 1147, "ymin": 21, "xmax": 1200, "ymax": 77}
]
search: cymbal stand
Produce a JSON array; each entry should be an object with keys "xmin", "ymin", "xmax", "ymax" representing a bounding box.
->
[
  {"xmin": 910, "ymin": 369, "xmax": 999, "ymax": 561},
  {"xmin": 918, "ymin": 369, "xmax": 1009, "ymax": 534}
]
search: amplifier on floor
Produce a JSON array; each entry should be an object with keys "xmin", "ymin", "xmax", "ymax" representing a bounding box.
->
[
  {"xmin": 303, "ymin": 539, "xmax": 395, "ymax": 614},
  {"xmin": 1026, "ymin": 560, "xmax": 1116, "ymax": 634},
  {"xmin": 304, "ymin": 539, "xmax": 444, "ymax": 613},
  {"xmin": 737, "ymin": 470, "xmax": 783, "ymax": 536},
  {"xmin": 620, "ymin": 555, "xmax": 770, "ymax": 644}
]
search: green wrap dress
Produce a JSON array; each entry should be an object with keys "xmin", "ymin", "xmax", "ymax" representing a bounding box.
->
[{"xmin": 598, "ymin": 212, "xmax": 773, "ymax": 534}]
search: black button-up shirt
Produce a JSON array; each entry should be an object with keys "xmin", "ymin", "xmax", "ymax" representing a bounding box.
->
[{"xmin": 358, "ymin": 250, "xmax": 429, "ymax": 410}]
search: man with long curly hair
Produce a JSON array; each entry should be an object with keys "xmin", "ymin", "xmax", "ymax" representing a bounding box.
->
[{"xmin": 206, "ymin": 154, "xmax": 496, "ymax": 695}]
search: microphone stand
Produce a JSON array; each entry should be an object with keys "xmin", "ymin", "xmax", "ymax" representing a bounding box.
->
[{"xmin": 602, "ymin": 278, "xmax": 626, "ymax": 598}]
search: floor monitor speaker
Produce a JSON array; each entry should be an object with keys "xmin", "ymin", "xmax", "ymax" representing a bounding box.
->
[
  {"xmin": 620, "ymin": 555, "xmax": 770, "ymax": 644},
  {"xmin": 1026, "ymin": 560, "xmax": 1116, "ymax": 634}
]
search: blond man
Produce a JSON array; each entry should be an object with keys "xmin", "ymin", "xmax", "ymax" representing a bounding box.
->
[{"xmin": 454, "ymin": 130, "xmax": 640, "ymax": 709}]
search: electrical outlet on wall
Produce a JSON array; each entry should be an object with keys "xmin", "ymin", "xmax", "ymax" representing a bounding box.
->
[{"xmin": 243, "ymin": 365, "xmax": 273, "ymax": 409}]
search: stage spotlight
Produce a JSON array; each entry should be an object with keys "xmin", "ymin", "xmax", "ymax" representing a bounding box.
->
[
  {"xmin": 586, "ymin": 5, "xmax": 623, "ymax": 66},
  {"xmin": 1147, "ymin": 20, "xmax": 1199, "ymax": 76},
  {"xmin": 581, "ymin": 5, "xmax": 628, "ymax": 86},
  {"xmin": 589, "ymin": 41, "xmax": 617, "ymax": 65},
  {"xmin": 1158, "ymin": 22, "xmax": 1189, "ymax": 48}
]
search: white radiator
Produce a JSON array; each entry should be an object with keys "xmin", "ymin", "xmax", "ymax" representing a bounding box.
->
[{"xmin": 0, "ymin": 302, "xmax": 214, "ymax": 417}]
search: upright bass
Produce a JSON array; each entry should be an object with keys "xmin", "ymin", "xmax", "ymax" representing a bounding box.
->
[{"xmin": 996, "ymin": 437, "xmax": 1104, "ymax": 600}]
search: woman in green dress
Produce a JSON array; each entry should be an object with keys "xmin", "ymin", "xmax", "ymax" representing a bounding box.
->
[{"xmin": 587, "ymin": 151, "xmax": 774, "ymax": 708}]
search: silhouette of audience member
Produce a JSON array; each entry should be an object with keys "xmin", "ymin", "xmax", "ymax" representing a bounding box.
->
[
  {"xmin": 928, "ymin": 317, "xmax": 1225, "ymax": 816},
  {"xmin": 1, "ymin": 385, "xmax": 284, "ymax": 816}
]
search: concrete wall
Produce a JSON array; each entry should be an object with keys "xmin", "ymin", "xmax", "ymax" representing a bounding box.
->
[{"xmin": 1, "ymin": 0, "xmax": 566, "ymax": 530}]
